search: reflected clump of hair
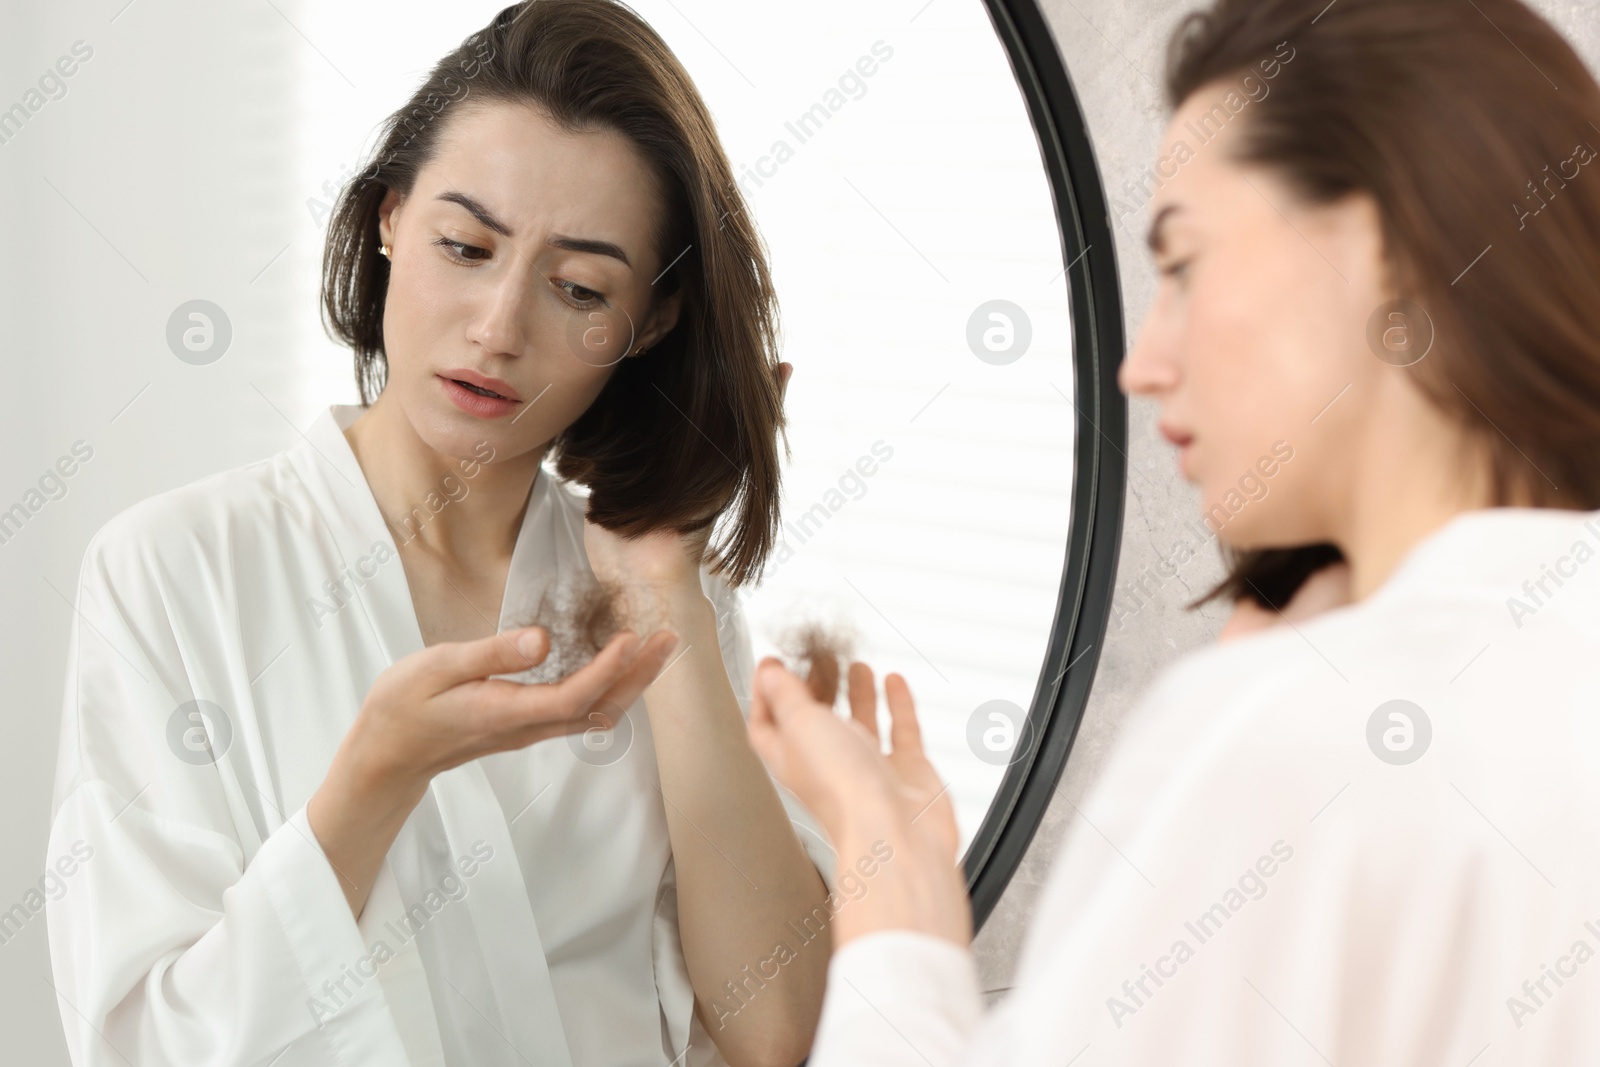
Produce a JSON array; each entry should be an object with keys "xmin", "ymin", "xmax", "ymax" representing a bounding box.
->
[
  {"xmin": 505, "ymin": 578, "xmax": 628, "ymax": 683},
  {"xmin": 776, "ymin": 621, "xmax": 857, "ymax": 706}
]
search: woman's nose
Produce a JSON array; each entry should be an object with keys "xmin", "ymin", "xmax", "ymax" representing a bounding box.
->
[
  {"xmin": 1118, "ymin": 315, "xmax": 1180, "ymax": 397},
  {"xmin": 468, "ymin": 273, "xmax": 535, "ymax": 356}
]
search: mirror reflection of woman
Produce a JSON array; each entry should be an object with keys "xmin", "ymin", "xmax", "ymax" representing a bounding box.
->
[
  {"xmin": 45, "ymin": 3, "xmax": 834, "ymax": 1066},
  {"xmin": 751, "ymin": 0, "xmax": 1600, "ymax": 1063}
]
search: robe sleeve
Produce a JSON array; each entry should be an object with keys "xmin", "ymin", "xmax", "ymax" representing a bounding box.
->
[
  {"xmin": 811, "ymin": 638, "xmax": 1600, "ymax": 1067},
  {"xmin": 45, "ymin": 514, "xmax": 410, "ymax": 1066},
  {"xmin": 700, "ymin": 566, "xmax": 839, "ymax": 892},
  {"xmin": 805, "ymin": 930, "xmax": 985, "ymax": 1066}
]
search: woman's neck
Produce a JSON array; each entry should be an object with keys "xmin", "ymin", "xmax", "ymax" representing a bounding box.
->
[
  {"xmin": 1334, "ymin": 379, "xmax": 1509, "ymax": 603},
  {"xmin": 341, "ymin": 391, "xmax": 545, "ymax": 571},
  {"xmin": 1342, "ymin": 486, "xmax": 1483, "ymax": 602}
]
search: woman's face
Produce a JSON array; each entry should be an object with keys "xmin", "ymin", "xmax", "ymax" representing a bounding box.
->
[
  {"xmin": 375, "ymin": 100, "xmax": 683, "ymax": 462},
  {"xmin": 1119, "ymin": 83, "xmax": 1394, "ymax": 550}
]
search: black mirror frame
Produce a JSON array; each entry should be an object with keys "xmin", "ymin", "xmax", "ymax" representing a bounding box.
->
[{"xmin": 962, "ymin": 0, "xmax": 1129, "ymax": 931}]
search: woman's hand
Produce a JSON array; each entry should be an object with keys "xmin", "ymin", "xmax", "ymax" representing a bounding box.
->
[
  {"xmin": 1218, "ymin": 558, "xmax": 1353, "ymax": 642},
  {"xmin": 309, "ymin": 624, "xmax": 679, "ymax": 918},
  {"xmin": 582, "ymin": 521, "xmax": 712, "ymax": 596},
  {"xmin": 746, "ymin": 656, "xmax": 972, "ymax": 949},
  {"xmin": 349, "ymin": 625, "xmax": 679, "ymax": 782},
  {"xmin": 580, "ymin": 519, "xmax": 718, "ymax": 644},
  {"xmin": 579, "ymin": 360, "xmax": 795, "ymax": 614}
]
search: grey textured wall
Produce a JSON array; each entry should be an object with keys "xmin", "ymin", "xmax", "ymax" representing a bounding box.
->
[{"xmin": 970, "ymin": 0, "xmax": 1600, "ymax": 1000}]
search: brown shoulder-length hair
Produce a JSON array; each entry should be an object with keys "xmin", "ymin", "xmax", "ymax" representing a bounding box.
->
[
  {"xmin": 320, "ymin": 0, "xmax": 784, "ymax": 588},
  {"xmin": 1169, "ymin": 0, "xmax": 1600, "ymax": 611}
]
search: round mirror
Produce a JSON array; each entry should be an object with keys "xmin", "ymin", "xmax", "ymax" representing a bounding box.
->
[{"xmin": 288, "ymin": 0, "xmax": 1126, "ymax": 929}]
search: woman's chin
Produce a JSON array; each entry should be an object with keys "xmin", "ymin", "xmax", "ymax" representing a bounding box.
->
[{"xmin": 403, "ymin": 400, "xmax": 502, "ymax": 458}]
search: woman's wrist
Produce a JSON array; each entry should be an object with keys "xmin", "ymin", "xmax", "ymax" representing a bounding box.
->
[
  {"xmin": 658, "ymin": 582, "xmax": 714, "ymax": 628},
  {"xmin": 830, "ymin": 835, "xmax": 971, "ymax": 950},
  {"xmin": 615, "ymin": 578, "xmax": 712, "ymax": 640},
  {"xmin": 307, "ymin": 743, "xmax": 429, "ymax": 918},
  {"xmin": 829, "ymin": 797, "xmax": 973, "ymax": 951},
  {"xmin": 312, "ymin": 731, "xmax": 429, "ymax": 845}
]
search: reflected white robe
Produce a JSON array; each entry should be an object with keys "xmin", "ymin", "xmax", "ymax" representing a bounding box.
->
[
  {"xmin": 45, "ymin": 402, "xmax": 836, "ymax": 1067},
  {"xmin": 809, "ymin": 506, "xmax": 1600, "ymax": 1066}
]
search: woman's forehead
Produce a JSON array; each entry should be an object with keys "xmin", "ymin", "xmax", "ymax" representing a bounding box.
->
[
  {"xmin": 1148, "ymin": 100, "xmax": 1255, "ymax": 223},
  {"xmin": 421, "ymin": 101, "xmax": 663, "ymax": 246}
]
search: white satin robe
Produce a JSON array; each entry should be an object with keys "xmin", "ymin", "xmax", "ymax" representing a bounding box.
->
[
  {"xmin": 809, "ymin": 505, "xmax": 1600, "ymax": 1066},
  {"xmin": 45, "ymin": 402, "xmax": 836, "ymax": 1067}
]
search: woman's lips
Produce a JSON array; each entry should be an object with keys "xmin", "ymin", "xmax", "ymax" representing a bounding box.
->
[
  {"xmin": 437, "ymin": 368, "xmax": 521, "ymax": 402},
  {"xmin": 1158, "ymin": 422, "xmax": 1193, "ymax": 449},
  {"xmin": 1159, "ymin": 423, "xmax": 1194, "ymax": 477},
  {"xmin": 439, "ymin": 375, "xmax": 520, "ymax": 418}
]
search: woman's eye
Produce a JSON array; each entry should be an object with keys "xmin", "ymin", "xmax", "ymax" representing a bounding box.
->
[
  {"xmin": 431, "ymin": 237, "xmax": 603, "ymax": 306},
  {"xmin": 435, "ymin": 236, "xmax": 489, "ymax": 262},
  {"xmin": 1159, "ymin": 258, "xmax": 1192, "ymax": 281},
  {"xmin": 557, "ymin": 281, "xmax": 605, "ymax": 308}
]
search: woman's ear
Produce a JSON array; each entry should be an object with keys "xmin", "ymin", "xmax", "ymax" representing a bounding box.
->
[
  {"xmin": 377, "ymin": 186, "xmax": 404, "ymax": 249},
  {"xmin": 632, "ymin": 286, "xmax": 683, "ymax": 355}
]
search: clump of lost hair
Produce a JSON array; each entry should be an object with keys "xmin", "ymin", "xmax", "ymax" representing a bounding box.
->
[
  {"xmin": 504, "ymin": 577, "xmax": 627, "ymax": 683},
  {"xmin": 776, "ymin": 620, "xmax": 857, "ymax": 707}
]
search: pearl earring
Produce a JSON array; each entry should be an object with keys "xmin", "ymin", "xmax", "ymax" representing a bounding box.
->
[{"xmin": 379, "ymin": 244, "xmax": 392, "ymax": 258}]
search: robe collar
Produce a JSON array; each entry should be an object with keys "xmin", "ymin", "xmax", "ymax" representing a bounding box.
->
[
  {"xmin": 1366, "ymin": 505, "xmax": 1600, "ymax": 606},
  {"xmin": 295, "ymin": 401, "xmax": 588, "ymax": 660}
]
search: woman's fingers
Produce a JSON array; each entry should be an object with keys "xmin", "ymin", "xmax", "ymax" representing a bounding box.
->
[
  {"xmin": 1221, "ymin": 561, "xmax": 1354, "ymax": 643},
  {"xmin": 752, "ymin": 657, "xmax": 828, "ymax": 734},
  {"xmin": 746, "ymin": 655, "xmax": 788, "ymax": 753},
  {"xmin": 883, "ymin": 672, "xmax": 926, "ymax": 757},
  {"xmin": 846, "ymin": 661, "xmax": 878, "ymax": 743},
  {"xmin": 1283, "ymin": 559, "xmax": 1353, "ymax": 621},
  {"xmin": 587, "ymin": 629, "xmax": 681, "ymax": 712},
  {"xmin": 1217, "ymin": 599, "xmax": 1278, "ymax": 642},
  {"xmin": 424, "ymin": 625, "xmax": 552, "ymax": 691},
  {"xmin": 471, "ymin": 629, "xmax": 642, "ymax": 731},
  {"xmin": 557, "ymin": 629, "xmax": 646, "ymax": 688},
  {"xmin": 745, "ymin": 657, "xmax": 785, "ymax": 770},
  {"xmin": 502, "ymin": 628, "xmax": 678, "ymax": 739}
]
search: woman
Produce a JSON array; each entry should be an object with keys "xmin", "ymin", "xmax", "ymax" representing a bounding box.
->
[
  {"xmin": 748, "ymin": 0, "xmax": 1600, "ymax": 1063},
  {"xmin": 44, "ymin": 3, "xmax": 834, "ymax": 1065}
]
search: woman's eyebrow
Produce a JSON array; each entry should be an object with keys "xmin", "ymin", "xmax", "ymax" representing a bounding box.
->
[
  {"xmin": 434, "ymin": 190, "xmax": 632, "ymax": 269},
  {"xmin": 437, "ymin": 190, "xmax": 514, "ymax": 237},
  {"xmin": 549, "ymin": 234, "xmax": 632, "ymax": 269},
  {"xmin": 1147, "ymin": 203, "xmax": 1181, "ymax": 255}
]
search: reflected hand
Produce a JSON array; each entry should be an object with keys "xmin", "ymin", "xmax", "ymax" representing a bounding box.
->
[{"xmin": 846, "ymin": 661, "xmax": 961, "ymax": 862}]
